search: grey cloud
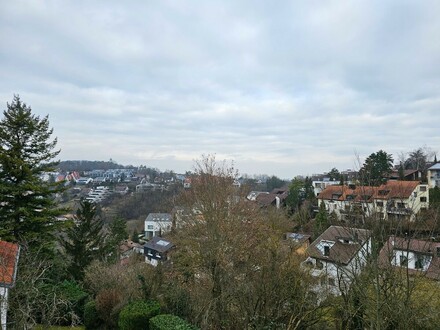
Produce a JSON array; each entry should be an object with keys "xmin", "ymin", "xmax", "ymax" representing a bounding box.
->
[{"xmin": 1, "ymin": 1, "xmax": 440, "ymax": 177}]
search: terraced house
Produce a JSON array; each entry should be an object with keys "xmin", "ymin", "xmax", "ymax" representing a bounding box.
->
[{"xmin": 317, "ymin": 181, "xmax": 429, "ymax": 222}]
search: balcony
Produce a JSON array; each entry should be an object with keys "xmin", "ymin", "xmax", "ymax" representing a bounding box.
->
[{"xmin": 387, "ymin": 207, "xmax": 412, "ymax": 215}]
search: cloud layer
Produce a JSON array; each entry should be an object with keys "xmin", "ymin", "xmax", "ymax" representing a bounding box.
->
[{"xmin": 1, "ymin": 0, "xmax": 440, "ymax": 178}]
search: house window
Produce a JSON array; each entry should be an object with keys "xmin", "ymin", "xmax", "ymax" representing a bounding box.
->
[
  {"xmin": 377, "ymin": 201, "xmax": 383, "ymax": 207},
  {"xmin": 420, "ymin": 186, "xmax": 427, "ymax": 192},
  {"xmin": 415, "ymin": 255, "xmax": 425, "ymax": 269},
  {"xmin": 420, "ymin": 197, "xmax": 427, "ymax": 203},
  {"xmin": 400, "ymin": 255, "xmax": 408, "ymax": 266},
  {"xmin": 316, "ymin": 260, "xmax": 323, "ymax": 269},
  {"xmin": 397, "ymin": 202, "xmax": 405, "ymax": 209},
  {"xmin": 324, "ymin": 246, "xmax": 330, "ymax": 257},
  {"xmin": 147, "ymin": 225, "xmax": 154, "ymax": 230}
]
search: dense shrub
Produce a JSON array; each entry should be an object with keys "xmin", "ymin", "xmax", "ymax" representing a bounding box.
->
[
  {"xmin": 84, "ymin": 300, "xmax": 102, "ymax": 329},
  {"xmin": 95, "ymin": 288, "xmax": 124, "ymax": 328},
  {"xmin": 118, "ymin": 300, "xmax": 161, "ymax": 330},
  {"xmin": 59, "ymin": 280, "xmax": 89, "ymax": 322},
  {"xmin": 149, "ymin": 314, "xmax": 197, "ymax": 330}
]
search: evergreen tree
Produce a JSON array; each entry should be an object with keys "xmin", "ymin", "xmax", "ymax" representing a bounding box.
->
[
  {"xmin": 105, "ymin": 217, "xmax": 128, "ymax": 262},
  {"xmin": 359, "ymin": 150, "xmax": 393, "ymax": 186},
  {"xmin": 398, "ymin": 162, "xmax": 405, "ymax": 180},
  {"xmin": 60, "ymin": 201, "xmax": 105, "ymax": 280},
  {"xmin": 285, "ymin": 178, "xmax": 305, "ymax": 213},
  {"xmin": 132, "ymin": 229, "xmax": 140, "ymax": 243},
  {"xmin": 314, "ymin": 202, "xmax": 329, "ymax": 238},
  {"xmin": 0, "ymin": 95, "xmax": 64, "ymax": 248}
]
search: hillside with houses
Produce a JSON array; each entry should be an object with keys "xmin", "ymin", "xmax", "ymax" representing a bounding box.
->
[
  {"xmin": 4, "ymin": 145, "xmax": 440, "ymax": 328},
  {"xmin": 2, "ymin": 99, "xmax": 440, "ymax": 329}
]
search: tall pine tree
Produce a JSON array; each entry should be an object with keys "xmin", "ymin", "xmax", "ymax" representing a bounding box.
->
[
  {"xmin": 0, "ymin": 95, "xmax": 64, "ymax": 248},
  {"xmin": 60, "ymin": 201, "xmax": 105, "ymax": 280}
]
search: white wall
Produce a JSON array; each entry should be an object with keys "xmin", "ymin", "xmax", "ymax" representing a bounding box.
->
[{"xmin": 0, "ymin": 287, "xmax": 9, "ymax": 330}]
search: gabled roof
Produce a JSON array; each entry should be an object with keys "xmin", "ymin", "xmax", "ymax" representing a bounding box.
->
[
  {"xmin": 376, "ymin": 180, "xmax": 420, "ymax": 199},
  {"xmin": 307, "ymin": 226, "xmax": 371, "ymax": 265},
  {"xmin": 378, "ymin": 236, "xmax": 440, "ymax": 280},
  {"xmin": 318, "ymin": 181, "xmax": 422, "ymax": 202},
  {"xmin": 317, "ymin": 185, "xmax": 376, "ymax": 203},
  {"xmin": 428, "ymin": 163, "xmax": 440, "ymax": 170},
  {"xmin": 146, "ymin": 213, "xmax": 172, "ymax": 222},
  {"xmin": 256, "ymin": 187, "xmax": 289, "ymax": 207},
  {"xmin": 143, "ymin": 236, "xmax": 174, "ymax": 253},
  {"xmin": 0, "ymin": 241, "xmax": 20, "ymax": 288}
]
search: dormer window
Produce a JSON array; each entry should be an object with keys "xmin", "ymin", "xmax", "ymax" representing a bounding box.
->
[{"xmin": 324, "ymin": 246, "xmax": 330, "ymax": 256}]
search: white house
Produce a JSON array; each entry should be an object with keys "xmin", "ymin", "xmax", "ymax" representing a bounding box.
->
[
  {"xmin": 302, "ymin": 226, "xmax": 371, "ymax": 296},
  {"xmin": 0, "ymin": 241, "xmax": 20, "ymax": 330},
  {"xmin": 317, "ymin": 181, "xmax": 429, "ymax": 222},
  {"xmin": 378, "ymin": 236, "xmax": 440, "ymax": 280},
  {"xmin": 427, "ymin": 163, "xmax": 440, "ymax": 189},
  {"xmin": 85, "ymin": 186, "xmax": 111, "ymax": 204},
  {"xmin": 144, "ymin": 213, "xmax": 173, "ymax": 239},
  {"xmin": 312, "ymin": 178, "xmax": 341, "ymax": 197}
]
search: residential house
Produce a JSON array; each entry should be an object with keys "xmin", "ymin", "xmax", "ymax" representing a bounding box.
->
[
  {"xmin": 246, "ymin": 191, "xmax": 269, "ymax": 201},
  {"xmin": 318, "ymin": 181, "xmax": 429, "ymax": 222},
  {"xmin": 427, "ymin": 163, "xmax": 440, "ymax": 188},
  {"xmin": 114, "ymin": 185, "xmax": 129, "ymax": 195},
  {"xmin": 283, "ymin": 233, "xmax": 312, "ymax": 255},
  {"xmin": 76, "ymin": 177, "xmax": 93, "ymax": 185},
  {"xmin": 256, "ymin": 187, "xmax": 289, "ymax": 209},
  {"xmin": 312, "ymin": 178, "xmax": 341, "ymax": 197},
  {"xmin": 302, "ymin": 226, "xmax": 371, "ymax": 296},
  {"xmin": 378, "ymin": 236, "xmax": 440, "ymax": 280},
  {"xmin": 85, "ymin": 186, "xmax": 111, "ymax": 203},
  {"xmin": 388, "ymin": 169, "xmax": 423, "ymax": 181},
  {"xmin": 144, "ymin": 213, "xmax": 173, "ymax": 239},
  {"xmin": 119, "ymin": 239, "xmax": 143, "ymax": 264},
  {"xmin": 144, "ymin": 237, "xmax": 175, "ymax": 267},
  {"xmin": 0, "ymin": 241, "xmax": 20, "ymax": 330},
  {"xmin": 183, "ymin": 178, "xmax": 191, "ymax": 189}
]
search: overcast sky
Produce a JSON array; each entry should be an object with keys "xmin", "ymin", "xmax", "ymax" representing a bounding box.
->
[{"xmin": 1, "ymin": 1, "xmax": 440, "ymax": 179}]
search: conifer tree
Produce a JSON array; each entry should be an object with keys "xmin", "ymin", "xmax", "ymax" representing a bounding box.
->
[
  {"xmin": 61, "ymin": 201, "xmax": 105, "ymax": 280},
  {"xmin": 0, "ymin": 95, "xmax": 64, "ymax": 248}
]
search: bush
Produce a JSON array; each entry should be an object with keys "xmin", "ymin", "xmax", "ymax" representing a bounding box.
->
[
  {"xmin": 59, "ymin": 281, "xmax": 89, "ymax": 323},
  {"xmin": 118, "ymin": 300, "xmax": 161, "ymax": 330},
  {"xmin": 95, "ymin": 288, "xmax": 123, "ymax": 328},
  {"xmin": 149, "ymin": 314, "xmax": 197, "ymax": 330},
  {"xmin": 84, "ymin": 300, "xmax": 102, "ymax": 329}
]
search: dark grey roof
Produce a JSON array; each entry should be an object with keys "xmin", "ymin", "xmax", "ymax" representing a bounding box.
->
[
  {"xmin": 144, "ymin": 236, "xmax": 174, "ymax": 253},
  {"xmin": 307, "ymin": 226, "xmax": 371, "ymax": 265},
  {"xmin": 146, "ymin": 213, "xmax": 172, "ymax": 222}
]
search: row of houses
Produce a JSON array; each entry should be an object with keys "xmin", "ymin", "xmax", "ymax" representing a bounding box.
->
[{"xmin": 301, "ymin": 225, "xmax": 440, "ymax": 297}]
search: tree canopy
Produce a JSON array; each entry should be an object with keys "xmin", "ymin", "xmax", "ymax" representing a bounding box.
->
[
  {"xmin": 359, "ymin": 150, "xmax": 393, "ymax": 186},
  {"xmin": 0, "ymin": 95, "xmax": 64, "ymax": 247}
]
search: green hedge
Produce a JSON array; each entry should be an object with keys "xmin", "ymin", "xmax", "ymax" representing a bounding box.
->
[
  {"xmin": 84, "ymin": 300, "xmax": 102, "ymax": 329},
  {"xmin": 118, "ymin": 300, "xmax": 161, "ymax": 330},
  {"xmin": 149, "ymin": 314, "xmax": 197, "ymax": 330}
]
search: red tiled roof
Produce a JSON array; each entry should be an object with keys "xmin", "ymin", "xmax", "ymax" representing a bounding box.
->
[
  {"xmin": 317, "ymin": 181, "xmax": 421, "ymax": 202},
  {"xmin": 0, "ymin": 241, "xmax": 20, "ymax": 287}
]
